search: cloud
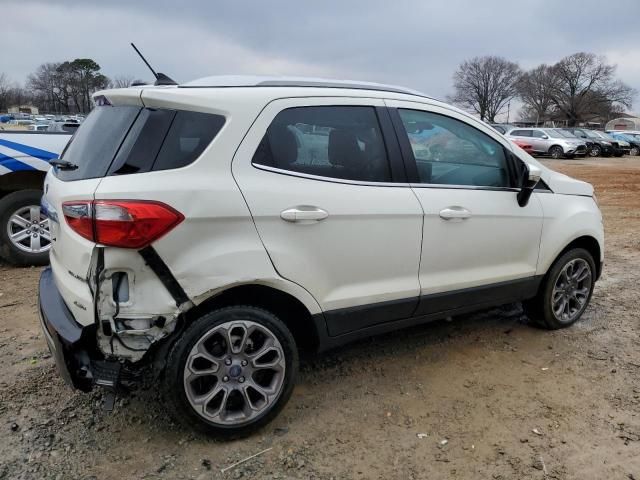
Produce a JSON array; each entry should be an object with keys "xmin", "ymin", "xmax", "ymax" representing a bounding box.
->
[{"xmin": 2, "ymin": 0, "xmax": 639, "ymax": 111}]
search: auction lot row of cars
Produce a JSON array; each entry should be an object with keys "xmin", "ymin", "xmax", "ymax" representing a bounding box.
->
[{"xmin": 491, "ymin": 124, "xmax": 640, "ymax": 159}]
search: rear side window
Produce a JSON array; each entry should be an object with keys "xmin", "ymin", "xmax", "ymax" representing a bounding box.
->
[
  {"xmin": 510, "ymin": 130, "xmax": 531, "ymax": 137},
  {"xmin": 252, "ymin": 106, "xmax": 391, "ymax": 182},
  {"xmin": 57, "ymin": 106, "xmax": 225, "ymax": 181},
  {"xmin": 153, "ymin": 111, "xmax": 225, "ymax": 171}
]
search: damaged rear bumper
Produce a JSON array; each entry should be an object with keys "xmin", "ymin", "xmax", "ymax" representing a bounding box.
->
[
  {"xmin": 39, "ymin": 267, "xmax": 95, "ymax": 391},
  {"xmin": 39, "ymin": 267, "xmax": 137, "ymax": 391}
]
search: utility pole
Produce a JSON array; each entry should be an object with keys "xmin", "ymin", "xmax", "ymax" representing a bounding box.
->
[{"xmin": 506, "ymin": 100, "xmax": 511, "ymax": 124}]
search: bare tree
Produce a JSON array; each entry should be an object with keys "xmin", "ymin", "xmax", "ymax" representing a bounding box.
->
[
  {"xmin": 0, "ymin": 73, "xmax": 11, "ymax": 111},
  {"xmin": 549, "ymin": 52, "xmax": 635, "ymax": 126},
  {"xmin": 517, "ymin": 65, "xmax": 557, "ymax": 124},
  {"xmin": 449, "ymin": 56, "xmax": 521, "ymax": 122},
  {"xmin": 110, "ymin": 75, "xmax": 137, "ymax": 88}
]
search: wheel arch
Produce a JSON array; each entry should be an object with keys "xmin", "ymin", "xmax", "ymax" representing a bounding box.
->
[
  {"xmin": 546, "ymin": 235, "xmax": 602, "ymax": 281},
  {"xmin": 0, "ymin": 171, "xmax": 46, "ymax": 198},
  {"xmin": 183, "ymin": 283, "xmax": 322, "ymax": 355},
  {"xmin": 548, "ymin": 144, "xmax": 564, "ymax": 153}
]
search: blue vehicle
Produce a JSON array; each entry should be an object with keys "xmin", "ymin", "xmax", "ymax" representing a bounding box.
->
[
  {"xmin": 606, "ymin": 131, "xmax": 640, "ymax": 156},
  {"xmin": 0, "ymin": 130, "xmax": 72, "ymax": 265}
]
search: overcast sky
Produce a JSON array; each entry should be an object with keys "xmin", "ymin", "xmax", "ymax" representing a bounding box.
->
[{"xmin": 3, "ymin": 0, "xmax": 640, "ymax": 118}]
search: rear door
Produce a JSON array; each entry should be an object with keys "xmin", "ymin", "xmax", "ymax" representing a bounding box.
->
[{"xmin": 232, "ymin": 98, "xmax": 424, "ymax": 336}]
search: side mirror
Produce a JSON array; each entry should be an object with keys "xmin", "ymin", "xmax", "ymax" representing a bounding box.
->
[
  {"xmin": 541, "ymin": 135, "xmax": 549, "ymax": 139},
  {"xmin": 517, "ymin": 163, "xmax": 541, "ymax": 207}
]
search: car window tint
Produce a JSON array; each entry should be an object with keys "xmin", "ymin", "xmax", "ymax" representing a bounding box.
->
[
  {"xmin": 398, "ymin": 109, "xmax": 512, "ymax": 188},
  {"xmin": 252, "ymin": 106, "xmax": 391, "ymax": 182},
  {"xmin": 108, "ymin": 108, "xmax": 175, "ymax": 175},
  {"xmin": 532, "ymin": 130, "xmax": 545, "ymax": 138},
  {"xmin": 153, "ymin": 110, "xmax": 226, "ymax": 171},
  {"xmin": 512, "ymin": 130, "xmax": 531, "ymax": 137},
  {"xmin": 57, "ymin": 106, "xmax": 141, "ymax": 181}
]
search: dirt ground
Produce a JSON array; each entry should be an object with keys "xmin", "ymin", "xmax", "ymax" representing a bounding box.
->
[{"xmin": 1, "ymin": 157, "xmax": 639, "ymax": 480}]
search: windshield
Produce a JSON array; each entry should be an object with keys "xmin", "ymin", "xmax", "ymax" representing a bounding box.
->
[
  {"xmin": 594, "ymin": 131, "xmax": 616, "ymax": 141},
  {"xmin": 581, "ymin": 130, "xmax": 601, "ymax": 139}
]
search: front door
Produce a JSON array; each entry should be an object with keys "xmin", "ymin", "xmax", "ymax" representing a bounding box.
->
[
  {"xmin": 386, "ymin": 100, "xmax": 544, "ymax": 316},
  {"xmin": 232, "ymin": 98, "xmax": 424, "ymax": 335}
]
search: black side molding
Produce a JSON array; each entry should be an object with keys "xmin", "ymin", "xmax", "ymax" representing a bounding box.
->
[
  {"xmin": 138, "ymin": 246, "xmax": 190, "ymax": 308},
  {"xmin": 323, "ymin": 276, "xmax": 543, "ymax": 338}
]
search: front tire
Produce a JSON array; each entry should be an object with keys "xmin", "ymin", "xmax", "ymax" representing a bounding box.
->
[
  {"xmin": 0, "ymin": 190, "xmax": 51, "ymax": 266},
  {"xmin": 549, "ymin": 146, "xmax": 564, "ymax": 159},
  {"xmin": 162, "ymin": 306, "xmax": 298, "ymax": 437},
  {"xmin": 630, "ymin": 146, "xmax": 639, "ymax": 156},
  {"xmin": 589, "ymin": 145, "xmax": 601, "ymax": 157},
  {"xmin": 524, "ymin": 248, "xmax": 596, "ymax": 329}
]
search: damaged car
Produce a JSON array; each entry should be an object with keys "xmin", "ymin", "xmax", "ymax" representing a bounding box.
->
[{"xmin": 39, "ymin": 76, "xmax": 604, "ymax": 437}]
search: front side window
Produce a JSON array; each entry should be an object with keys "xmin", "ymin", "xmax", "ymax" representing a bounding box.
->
[
  {"xmin": 252, "ymin": 106, "xmax": 391, "ymax": 182},
  {"xmin": 532, "ymin": 130, "xmax": 546, "ymax": 138},
  {"xmin": 398, "ymin": 109, "xmax": 512, "ymax": 188}
]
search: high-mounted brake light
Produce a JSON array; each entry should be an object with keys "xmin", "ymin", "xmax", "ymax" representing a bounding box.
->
[{"xmin": 62, "ymin": 200, "xmax": 184, "ymax": 249}]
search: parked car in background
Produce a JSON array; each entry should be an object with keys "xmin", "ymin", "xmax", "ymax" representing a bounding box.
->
[
  {"xmin": 550, "ymin": 128, "xmax": 595, "ymax": 155},
  {"xmin": 490, "ymin": 124, "xmax": 517, "ymax": 135},
  {"xmin": 0, "ymin": 130, "xmax": 72, "ymax": 265},
  {"xmin": 506, "ymin": 127, "xmax": 587, "ymax": 159},
  {"xmin": 39, "ymin": 76, "xmax": 604, "ymax": 437},
  {"xmin": 591, "ymin": 131, "xmax": 628, "ymax": 156},
  {"xmin": 47, "ymin": 122, "xmax": 80, "ymax": 133},
  {"xmin": 608, "ymin": 131, "xmax": 640, "ymax": 154},
  {"xmin": 563, "ymin": 128, "xmax": 615, "ymax": 157}
]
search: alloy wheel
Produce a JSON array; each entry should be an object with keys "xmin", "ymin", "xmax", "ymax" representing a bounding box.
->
[
  {"xmin": 183, "ymin": 320, "xmax": 286, "ymax": 426},
  {"xmin": 7, "ymin": 205, "xmax": 51, "ymax": 254},
  {"xmin": 550, "ymin": 146, "xmax": 563, "ymax": 159},
  {"xmin": 551, "ymin": 258, "xmax": 592, "ymax": 323}
]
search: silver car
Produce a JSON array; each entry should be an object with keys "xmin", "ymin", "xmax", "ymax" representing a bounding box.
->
[{"xmin": 506, "ymin": 127, "xmax": 587, "ymax": 159}]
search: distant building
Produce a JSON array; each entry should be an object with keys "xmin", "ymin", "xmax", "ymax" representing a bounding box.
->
[
  {"xmin": 7, "ymin": 105, "xmax": 39, "ymax": 115},
  {"xmin": 605, "ymin": 116, "xmax": 640, "ymax": 131}
]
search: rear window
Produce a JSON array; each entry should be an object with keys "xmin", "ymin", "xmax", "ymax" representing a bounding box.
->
[{"xmin": 56, "ymin": 106, "xmax": 225, "ymax": 181}]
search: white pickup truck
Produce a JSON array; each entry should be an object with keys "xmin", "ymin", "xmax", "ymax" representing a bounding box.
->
[{"xmin": 0, "ymin": 131, "xmax": 72, "ymax": 265}]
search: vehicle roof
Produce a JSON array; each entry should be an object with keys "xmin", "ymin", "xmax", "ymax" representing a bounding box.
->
[
  {"xmin": 179, "ymin": 75, "xmax": 433, "ymax": 98},
  {"xmin": 95, "ymin": 75, "xmax": 492, "ymax": 135}
]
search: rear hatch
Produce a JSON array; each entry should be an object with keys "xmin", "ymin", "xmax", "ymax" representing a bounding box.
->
[
  {"xmin": 44, "ymin": 93, "xmax": 145, "ymax": 326},
  {"xmin": 44, "ymin": 88, "xmax": 226, "ymax": 327}
]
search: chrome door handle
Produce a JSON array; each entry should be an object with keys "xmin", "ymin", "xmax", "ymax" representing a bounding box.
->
[
  {"xmin": 280, "ymin": 206, "xmax": 329, "ymax": 222},
  {"xmin": 439, "ymin": 207, "xmax": 471, "ymax": 221}
]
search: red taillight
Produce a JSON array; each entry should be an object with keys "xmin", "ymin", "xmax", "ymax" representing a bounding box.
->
[{"xmin": 62, "ymin": 200, "xmax": 184, "ymax": 249}]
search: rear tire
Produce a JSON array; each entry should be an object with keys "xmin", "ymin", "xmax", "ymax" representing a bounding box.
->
[
  {"xmin": 162, "ymin": 305, "xmax": 298, "ymax": 438},
  {"xmin": 0, "ymin": 190, "xmax": 50, "ymax": 266},
  {"xmin": 524, "ymin": 248, "xmax": 596, "ymax": 329}
]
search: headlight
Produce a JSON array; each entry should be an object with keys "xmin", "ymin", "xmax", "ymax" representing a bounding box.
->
[{"xmin": 601, "ymin": 141, "xmax": 611, "ymax": 146}]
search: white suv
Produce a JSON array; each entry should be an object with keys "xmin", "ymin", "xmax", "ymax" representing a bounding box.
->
[{"xmin": 39, "ymin": 76, "xmax": 604, "ymax": 436}]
